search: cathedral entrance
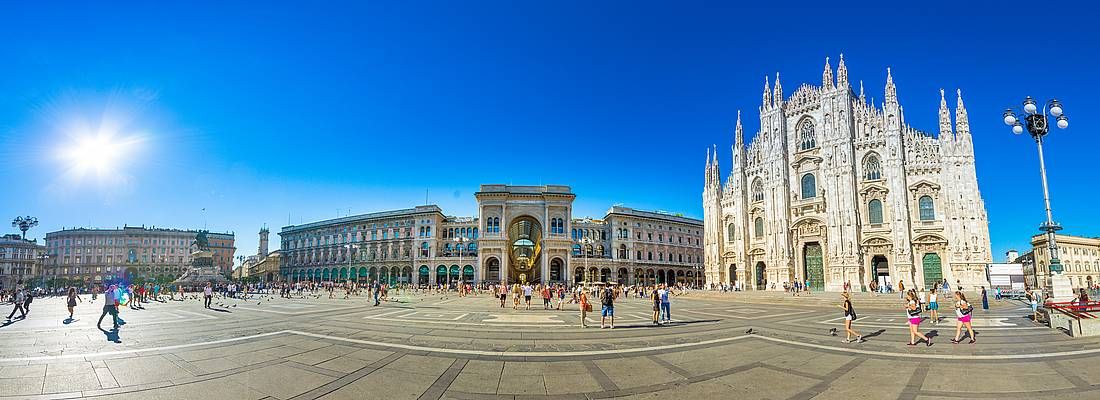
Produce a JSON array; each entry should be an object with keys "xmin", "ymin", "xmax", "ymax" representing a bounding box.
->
[
  {"xmin": 803, "ymin": 243, "xmax": 824, "ymax": 291},
  {"xmin": 728, "ymin": 264, "xmax": 737, "ymax": 285},
  {"xmin": 755, "ymin": 262, "xmax": 766, "ymax": 290},
  {"xmin": 922, "ymin": 253, "xmax": 943, "ymax": 290},
  {"xmin": 872, "ymin": 255, "xmax": 891, "ymax": 289}
]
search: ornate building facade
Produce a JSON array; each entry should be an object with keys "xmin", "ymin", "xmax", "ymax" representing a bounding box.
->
[
  {"xmin": 44, "ymin": 226, "xmax": 236, "ymax": 284},
  {"xmin": 0, "ymin": 234, "xmax": 45, "ymax": 290},
  {"xmin": 703, "ymin": 56, "xmax": 991, "ymax": 292},
  {"xmin": 1031, "ymin": 234, "xmax": 1100, "ymax": 290},
  {"xmin": 280, "ymin": 184, "xmax": 704, "ymax": 286}
]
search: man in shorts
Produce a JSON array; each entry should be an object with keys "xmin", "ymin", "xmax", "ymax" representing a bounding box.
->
[{"xmin": 600, "ymin": 286, "xmax": 615, "ymax": 329}]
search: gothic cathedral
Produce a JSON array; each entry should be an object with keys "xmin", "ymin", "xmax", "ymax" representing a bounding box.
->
[{"xmin": 703, "ymin": 56, "xmax": 991, "ymax": 292}]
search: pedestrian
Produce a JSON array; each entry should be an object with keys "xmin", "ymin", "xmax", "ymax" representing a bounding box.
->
[
  {"xmin": 557, "ymin": 284, "xmax": 566, "ymax": 310},
  {"xmin": 5, "ymin": 287, "xmax": 26, "ymax": 321},
  {"xmin": 905, "ymin": 291, "xmax": 932, "ymax": 347},
  {"xmin": 498, "ymin": 284, "xmax": 507, "ymax": 308},
  {"xmin": 659, "ymin": 284, "xmax": 672, "ymax": 324},
  {"xmin": 541, "ymin": 285, "xmax": 552, "ymax": 310},
  {"xmin": 1026, "ymin": 288, "xmax": 1040, "ymax": 322},
  {"xmin": 511, "ymin": 284, "xmax": 521, "ymax": 310},
  {"xmin": 600, "ymin": 285, "xmax": 615, "ymax": 329},
  {"xmin": 523, "ymin": 283, "xmax": 533, "ymax": 310},
  {"xmin": 97, "ymin": 284, "xmax": 121, "ymax": 330},
  {"xmin": 928, "ymin": 288, "xmax": 940, "ymax": 324},
  {"xmin": 579, "ymin": 287, "xmax": 590, "ymax": 328},
  {"xmin": 651, "ymin": 286, "xmax": 661, "ymax": 325},
  {"xmin": 839, "ymin": 292, "xmax": 862, "ymax": 343},
  {"xmin": 951, "ymin": 291, "xmax": 977, "ymax": 344},
  {"xmin": 203, "ymin": 283, "xmax": 213, "ymax": 308},
  {"xmin": 898, "ymin": 280, "xmax": 906, "ymax": 299},
  {"xmin": 22, "ymin": 288, "xmax": 33, "ymax": 315},
  {"xmin": 980, "ymin": 286, "xmax": 989, "ymax": 311},
  {"xmin": 66, "ymin": 287, "xmax": 83, "ymax": 320}
]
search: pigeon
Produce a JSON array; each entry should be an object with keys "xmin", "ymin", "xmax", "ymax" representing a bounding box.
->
[
  {"xmin": 829, "ymin": 328, "xmax": 838, "ymax": 336},
  {"xmin": 745, "ymin": 328, "xmax": 754, "ymax": 335}
]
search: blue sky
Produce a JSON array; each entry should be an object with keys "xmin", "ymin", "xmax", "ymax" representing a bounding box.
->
[{"xmin": 1, "ymin": 1, "xmax": 1097, "ymax": 262}]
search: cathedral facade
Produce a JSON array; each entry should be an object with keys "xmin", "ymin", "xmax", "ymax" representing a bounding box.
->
[{"xmin": 703, "ymin": 56, "xmax": 991, "ymax": 292}]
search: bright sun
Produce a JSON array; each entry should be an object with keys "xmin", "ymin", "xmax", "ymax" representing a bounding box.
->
[{"xmin": 62, "ymin": 134, "xmax": 138, "ymax": 177}]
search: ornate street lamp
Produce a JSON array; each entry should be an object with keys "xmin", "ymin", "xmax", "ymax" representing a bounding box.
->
[
  {"xmin": 1003, "ymin": 97, "xmax": 1069, "ymax": 295},
  {"xmin": 11, "ymin": 216, "xmax": 39, "ymax": 240}
]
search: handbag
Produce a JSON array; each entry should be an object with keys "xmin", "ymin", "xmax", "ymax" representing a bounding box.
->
[{"xmin": 584, "ymin": 303, "xmax": 593, "ymax": 312}]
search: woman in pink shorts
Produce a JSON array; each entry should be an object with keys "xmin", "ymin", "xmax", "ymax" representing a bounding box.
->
[
  {"xmin": 905, "ymin": 291, "xmax": 932, "ymax": 347},
  {"xmin": 951, "ymin": 291, "xmax": 977, "ymax": 344}
]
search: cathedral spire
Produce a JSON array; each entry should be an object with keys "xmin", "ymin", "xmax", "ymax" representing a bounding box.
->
[
  {"xmin": 836, "ymin": 54, "xmax": 848, "ymax": 90},
  {"xmin": 734, "ymin": 110, "xmax": 743, "ymax": 146},
  {"xmin": 762, "ymin": 76, "xmax": 771, "ymax": 109},
  {"xmin": 773, "ymin": 72, "xmax": 783, "ymax": 107},
  {"xmin": 859, "ymin": 80, "xmax": 865, "ymax": 102},
  {"xmin": 705, "ymin": 146, "xmax": 711, "ymax": 170},
  {"xmin": 939, "ymin": 88, "xmax": 954, "ymax": 140},
  {"xmin": 884, "ymin": 67, "xmax": 897, "ymax": 106},
  {"xmin": 955, "ymin": 88, "xmax": 970, "ymax": 139},
  {"xmin": 822, "ymin": 57, "xmax": 834, "ymax": 89}
]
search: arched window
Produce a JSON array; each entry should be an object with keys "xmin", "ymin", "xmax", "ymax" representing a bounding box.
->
[
  {"xmin": 752, "ymin": 179, "xmax": 764, "ymax": 202},
  {"xmin": 754, "ymin": 217, "xmax": 764, "ymax": 238},
  {"xmin": 726, "ymin": 223, "xmax": 735, "ymax": 241},
  {"xmin": 919, "ymin": 196, "xmax": 935, "ymax": 221},
  {"xmin": 868, "ymin": 199, "xmax": 884, "ymax": 224},
  {"xmin": 864, "ymin": 154, "xmax": 882, "ymax": 180},
  {"xmin": 801, "ymin": 173, "xmax": 817, "ymax": 199},
  {"xmin": 799, "ymin": 119, "xmax": 816, "ymax": 150}
]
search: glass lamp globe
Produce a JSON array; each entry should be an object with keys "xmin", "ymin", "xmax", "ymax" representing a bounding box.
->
[
  {"xmin": 1003, "ymin": 114, "xmax": 1017, "ymax": 126},
  {"xmin": 1012, "ymin": 124, "xmax": 1024, "ymax": 135},
  {"xmin": 1024, "ymin": 102, "xmax": 1038, "ymax": 114},
  {"xmin": 1057, "ymin": 117, "xmax": 1068, "ymax": 129},
  {"xmin": 1050, "ymin": 105, "xmax": 1063, "ymax": 117}
]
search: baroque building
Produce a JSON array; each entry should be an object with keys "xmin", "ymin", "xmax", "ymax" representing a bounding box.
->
[
  {"xmin": 703, "ymin": 56, "xmax": 991, "ymax": 292},
  {"xmin": 0, "ymin": 234, "xmax": 46, "ymax": 290},
  {"xmin": 44, "ymin": 226, "xmax": 236, "ymax": 284},
  {"xmin": 1030, "ymin": 234, "xmax": 1100, "ymax": 290},
  {"xmin": 280, "ymin": 184, "xmax": 704, "ymax": 286}
]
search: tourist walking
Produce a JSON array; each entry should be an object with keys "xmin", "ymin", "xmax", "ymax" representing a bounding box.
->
[
  {"xmin": 579, "ymin": 287, "xmax": 590, "ymax": 328},
  {"xmin": 498, "ymin": 284, "xmax": 507, "ymax": 308},
  {"xmin": 511, "ymin": 284, "xmax": 521, "ymax": 310},
  {"xmin": 1026, "ymin": 288, "xmax": 1040, "ymax": 322},
  {"xmin": 600, "ymin": 285, "xmax": 615, "ymax": 329},
  {"xmin": 66, "ymin": 287, "xmax": 83, "ymax": 320},
  {"xmin": 97, "ymin": 284, "xmax": 121, "ymax": 330},
  {"xmin": 980, "ymin": 286, "xmax": 989, "ymax": 311},
  {"xmin": 905, "ymin": 291, "xmax": 932, "ymax": 346},
  {"xmin": 541, "ymin": 285, "xmax": 552, "ymax": 310},
  {"xmin": 951, "ymin": 291, "xmax": 977, "ymax": 344},
  {"xmin": 839, "ymin": 292, "xmax": 862, "ymax": 343},
  {"xmin": 659, "ymin": 284, "xmax": 672, "ymax": 324},
  {"xmin": 203, "ymin": 283, "xmax": 213, "ymax": 308},
  {"xmin": 5, "ymin": 287, "xmax": 26, "ymax": 321},
  {"xmin": 651, "ymin": 286, "xmax": 661, "ymax": 325},
  {"xmin": 523, "ymin": 283, "xmax": 533, "ymax": 310},
  {"xmin": 928, "ymin": 288, "xmax": 940, "ymax": 324}
]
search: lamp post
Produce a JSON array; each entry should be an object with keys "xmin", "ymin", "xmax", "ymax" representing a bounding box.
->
[
  {"xmin": 454, "ymin": 236, "xmax": 469, "ymax": 286},
  {"xmin": 11, "ymin": 216, "xmax": 38, "ymax": 240},
  {"xmin": 580, "ymin": 237, "xmax": 594, "ymax": 284},
  {"xmin": 1003, "ymin": 97, "xmax": 1069, "ymax": 297},
  {"xmin": 344, "ymin": 243, "xmax": 359, "ymax": 285}
]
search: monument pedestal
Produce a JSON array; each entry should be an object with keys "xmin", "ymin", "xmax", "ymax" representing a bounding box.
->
[{"xmin": 1051, "ymin": 273, "xmax": 1074, "ymax": 302}]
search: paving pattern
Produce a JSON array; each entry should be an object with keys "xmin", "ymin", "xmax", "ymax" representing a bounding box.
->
[{"xmin": 1, "ymin": 291, "xmax": 1098, "ymax": 399}]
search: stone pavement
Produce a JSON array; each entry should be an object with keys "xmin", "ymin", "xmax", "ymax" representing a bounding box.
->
[{"xmin": 0, "ymin": 290, "xmax": 1098, "ymax": 399}]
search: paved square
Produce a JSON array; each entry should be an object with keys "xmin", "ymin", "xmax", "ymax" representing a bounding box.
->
[{"xmin": 2, "ymin": 291, "xmax": 1098, "ymax": 399}]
